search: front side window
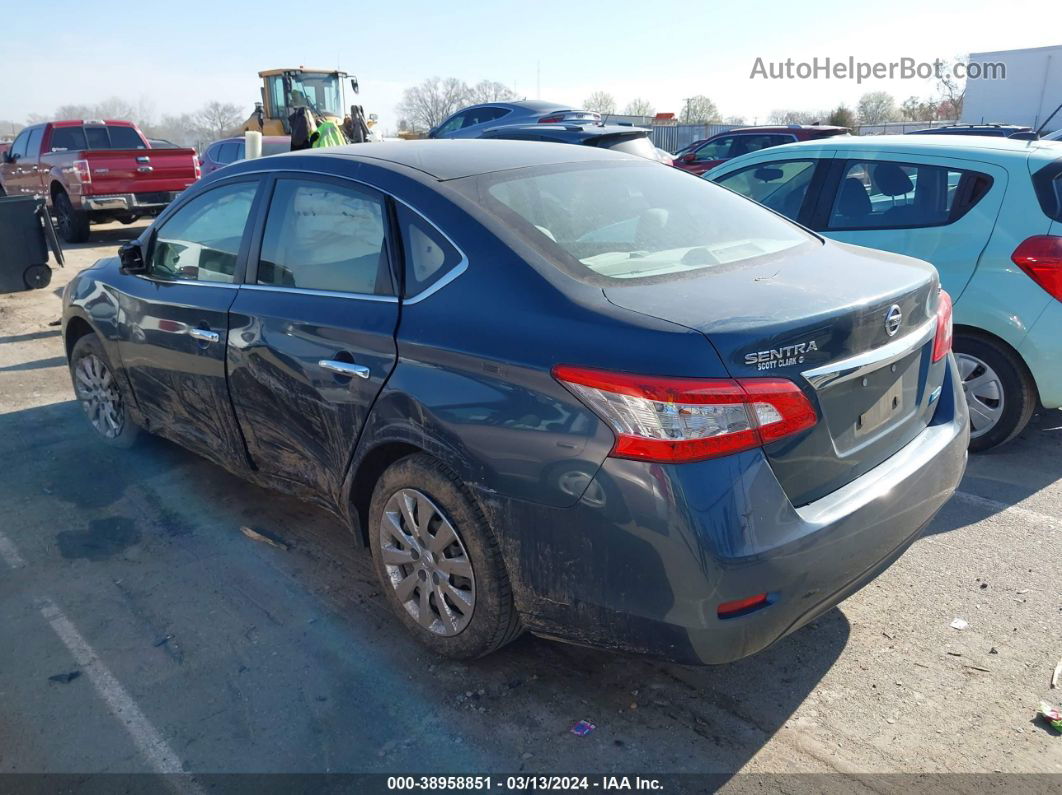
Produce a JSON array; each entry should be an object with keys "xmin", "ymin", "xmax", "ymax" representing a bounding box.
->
[
  {"xmin": 693, "ymin": 136, "xmax": 734, "ymax": 161},
  {"xmin": 257, "ymin": 178, "xmax": 391, "ymax": 295},
  {"xmin": 9, "ymin": 129, "xmax": 29, "ymax": 159},
  {"xmin": 714, "ymin": 159, "xmax": 818, "ymax": 221},
  {"xmin": 150, "ymin": 181, "xmax": 257, "ymax": 282},
  {"xmin": 828, "ymin": 160, "xmax": 976, "ymax": 230},
  {"xmin": 466, "ymin": 161, "xmax": 816, "ymax": 282}
]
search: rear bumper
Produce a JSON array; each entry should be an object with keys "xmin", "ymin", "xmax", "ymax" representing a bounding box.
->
[
  {"xmin": 81, "ymin": 192, "xmax": 180, "ymax": 213},
  {"xmin": 1019, "ymin": 299, "xmax": 1062, "ymax": 408},
  {"xmin": 492, "ymin": 355, "xmax": 969, "ymax": 665}
]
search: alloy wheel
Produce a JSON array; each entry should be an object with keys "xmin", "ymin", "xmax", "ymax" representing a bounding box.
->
[
  {"xmin": 379, "ymin": 488, "xmax": 476, "ymax": 636},
  {"xmin": 74, "ymin": 354, "xmax": 125, "ymax": 439},
  {"xmin": 956, "ymin": 352, "xmax": 1004, "ymax": 439}
]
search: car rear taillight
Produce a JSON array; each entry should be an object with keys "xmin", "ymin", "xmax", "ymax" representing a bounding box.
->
[
  {"xmin": 538, "ymin": 114, "xmax": 566, "ymax": 124},
  {"xmin": 932, "ymin": 289, "xmax": 954, "ymax": 363},
  {"xmin": 552, "ymin": 366, "xmax": 817, "ymax": 463},
  {"xmin": 1011, "ymin": 235, "xmax": 1062, "ymax": 301},
  {"xmin": 192, "ymin": 154, "xmax": 202, "ymax": 180},
  {"xmin": 72, "ymin": 159, "xmax": 91, "ymax": 185},
  {"xmin": 717, "ymin": 593, "xmax": 771, "ymax": 619}
]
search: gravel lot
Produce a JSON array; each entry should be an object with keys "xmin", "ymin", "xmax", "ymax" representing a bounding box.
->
[{"xmin": 1, "ymin": 223, "xmax": 1060, "ymax": 784}]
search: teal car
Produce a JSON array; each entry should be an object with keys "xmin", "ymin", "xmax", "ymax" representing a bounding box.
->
[{"xmin": 706, "ymin": 135, "xmax": 1062, "ymax": 450}]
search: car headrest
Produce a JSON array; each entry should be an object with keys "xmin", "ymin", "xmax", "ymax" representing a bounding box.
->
[
  {"xmin": 836, "ymin": 177, "xmax": 872, "ymax": 217},
  {"xmin": 873, "ymin": 163, "xmax": 914, "ymax": 196}
]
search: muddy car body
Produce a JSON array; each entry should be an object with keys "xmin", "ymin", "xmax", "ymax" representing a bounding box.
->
[{"xmin": 62, "ymin": 141, "xmax": 968, "ymax": 664}]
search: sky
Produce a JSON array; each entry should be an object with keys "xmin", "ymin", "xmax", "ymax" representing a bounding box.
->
[{"xmin": 0, "ymin": 0, "xmax": 1058, "ymax": 135}]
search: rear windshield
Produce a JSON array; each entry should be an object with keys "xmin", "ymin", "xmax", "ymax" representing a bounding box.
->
[
  {"xmin": 1032, "ymin": 158, "xmax": 1062, "ymax": 221},
  {"xmin": 461, "ymin": 161, "xmax": 817, "ymax": 282},
  {"xmin": 262, "ymin": 140, "xmax": 291, "ymax": 156},
  {"xmin": 600, "ymin": 136, "xmax": 657, "ymax": 160},
  {"xmin": 49, "ymin": 124, "xmax": 146, "ymax": 152}
]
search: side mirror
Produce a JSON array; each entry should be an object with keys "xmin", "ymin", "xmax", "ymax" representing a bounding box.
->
[
  {"xmin": 681, "ymin": 152, "xmax": 696, "ymax": 163},
  {"xmin": 350, "ymin": 77, "xmax": 360, "ymax": 95},
  {"xmin": 3, "ymin": 151, "xmax": 16, "ymax": 164},
  {"xmin": 119, "ymin": 240, "xmax": 146, "ymax": 274}
]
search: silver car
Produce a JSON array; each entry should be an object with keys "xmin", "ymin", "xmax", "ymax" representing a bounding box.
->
[{"xmin": 429, "ymin": 101, "xmax": 600, "ymax": 139}]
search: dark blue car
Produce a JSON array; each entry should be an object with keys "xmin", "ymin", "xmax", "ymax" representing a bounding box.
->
[{"xmin": 61, "ymin": 140, "xmax": 969, "ymax": 665}]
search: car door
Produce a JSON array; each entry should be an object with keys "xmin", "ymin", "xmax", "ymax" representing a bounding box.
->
[
  {"xmin": 20, "ymin": 127, "xmax": 45, "ymax": 196},
  {"xmin": 226, "ymin": 173, "xmax": 400, "ymax": 501},
  {"xmin": 711, "ymin": 156, "xmax": 832, "ymax": 225},
  {"xmin": 811, "ymin": 154, "xmax": 1007, "ymax": 299},
  {"xmin": 115, "ymin": 176, "xmax": 263, "ymax": 471}
]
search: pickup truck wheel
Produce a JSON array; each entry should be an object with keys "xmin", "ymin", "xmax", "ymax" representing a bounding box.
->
[
  {"xmin": 369, "ymin": 453, "xmax": 522, "ymax": 659},
  {"xmin": 954, "ymin": 334, "xmax": 1037, "ymax": 452},
  {"xmin": 69, "ymin": 334, "xmax": 140, "ymax": 449},
  {"xmin": 55, "ymin": 191, "xmax": 90, "ymax": 243}
]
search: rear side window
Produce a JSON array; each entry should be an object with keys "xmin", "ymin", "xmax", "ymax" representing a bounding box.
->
[
  {"xmin": 692, "ymin": 136, "xmax": 734, "ymax": 161},
  {"xmin": 731, "ymin": 134, "xmax": 792, "ymax": 157},
  {"xmin": 49, "ymin": 127, "xmax": 88, "ymax": 152},
  {"xmin": 827, "ymin": 160, "xmax": 991, "ymax": 230},
  {"xmin": 462, "ymin": 107, "xmax": 509, "ymax": 128},
  {"xmin": 25, "ymin": 128, "xmax": 43, "ymax": 158},
  {"xmin": 257, "ymin": 178, "xmax": 392, "ymax": 295},
  {"xmin": 715, "ymin": 159, "xmax": 818, "ymax": 221},
  {"xmin": 396, "ymin": 205, "xmax": 462, "ymax": 297}
]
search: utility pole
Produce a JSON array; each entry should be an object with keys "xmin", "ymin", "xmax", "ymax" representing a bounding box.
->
[
  {"xmin": 537, "ymin": 61, "xmax": 541, "ymax": 100},
  {"xmin": 683, "ymin": 97, "xmax": 693, "ymax": 124}
]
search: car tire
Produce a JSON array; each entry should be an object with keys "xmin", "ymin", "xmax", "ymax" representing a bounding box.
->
[
  {"xmin": 69, "ymin": 333, "xmax": 141, "ymax": 449},
  {"xmin": 954, "ymin": 334, "xmax": 1037, "ymax": 452},
  {"xmin": 368, "ymin": 453, "xmax": 522, "ymax": 659},
  {"xmin": 54, "ymin": 190, "xmax": 90, "ymax": 244}
]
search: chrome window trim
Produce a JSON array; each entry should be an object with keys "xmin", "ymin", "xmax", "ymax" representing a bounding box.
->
[
  {"xmin": 801, "ymin": 318, "xmax": 936, "ymax": 390},
  {"xmin": 240, "ymin": 283, "xmax": 398, "ymax": 303},
  {"xmin": 134, "ymin": 275, "xmax": 239, "ymax": 288},
  {"xmin": 205, "ymin": 166, "xmax": 469, "ymax": 304}
]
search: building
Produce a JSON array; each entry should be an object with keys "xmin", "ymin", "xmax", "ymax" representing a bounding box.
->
[{"xmin": 961, "ymin": 45, "xmax": 1062, "ymax": 132}]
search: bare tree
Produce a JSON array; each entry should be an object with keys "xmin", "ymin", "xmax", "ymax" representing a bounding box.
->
[
  {"xmin": 681, "ymin": 96, "xmax": 720, "ymax": 124},
  {"xmin": 142, "ymin": 113, "xmax": 206, "ymax": 149},
  {"xmin": 623, "ymin": 97, "xmax": 654, "ymax": 117},
  {"xmin": 584, "ymin": 91, "xmax": 617, "ymax": 116},
  {"xmin": 0, "ymin": 120, "xmax": 25, "ymax": 138},
  {"xmin": 722, "ymin": 115, "xmax": 747, "ymax": 125},
  {"xmin": 857, "ymin": 91, "xmax": 897, "ymax": 125},
  {"xmin": 397, "ymin": 77, "xmax": 470, "ymax": 131},
  {"xmin": 467, "ymin": 80, "xmax": 517, "ymax": 105},
  {"xmin": 196, "ymin": 101, "xmax": 244, "ymax": 140},
  {"xmin": 767, "ymin": 108, "xmax": 824, "ymax": 125},
  {"xmin": 937, "ymin": 54, "xmax": 967, "ymax": 119},
  {"xmin": 900, "ymin": 96, "xmax": 937, "ymax": 122}
]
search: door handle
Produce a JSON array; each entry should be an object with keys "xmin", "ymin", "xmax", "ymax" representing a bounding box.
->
[
  {"xmin": 188, "ymin": 328, "xmax": 220, "ymax": 344},
  {"xmin": 319, "ymin": 359, "xmax": 370, "ymax": 379}
]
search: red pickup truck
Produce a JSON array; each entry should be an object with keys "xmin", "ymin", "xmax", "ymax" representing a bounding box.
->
[{"xmin": 0, "ymin": 120, "xmax": 200, "ymax": 242}]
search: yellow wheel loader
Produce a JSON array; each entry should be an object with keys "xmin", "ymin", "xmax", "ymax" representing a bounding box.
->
[{"xmin": 243, "ymin": 68, "xmax": 375, "ymax": 143}]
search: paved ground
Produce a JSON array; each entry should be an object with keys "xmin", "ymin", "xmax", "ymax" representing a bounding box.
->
[{"xmin": 1, "ymin": 223, "xmax": 1060, "ymax": 782}]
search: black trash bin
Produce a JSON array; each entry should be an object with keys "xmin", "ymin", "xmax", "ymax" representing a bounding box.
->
[{"xmin": 0, "ymin": 195, "xmax": 64, "ymax": 293}]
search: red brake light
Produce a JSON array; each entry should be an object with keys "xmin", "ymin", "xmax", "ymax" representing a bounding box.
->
[
  {"xmin": 72, "ymin": 159, "xmax": 91, "ymax": 185},
  {"xmin": 192, "ymin": 153, "xmax": 202, "ymax": 180},
  {"xmin": 932, "ymin": 289, "xmax": 954, "ymax": 363},
  {"xmin": 538, "ymin": 115, "xmax": 565, "ymax": 124},
  {"xmin": 1012, "ymin": 235, "xmax": 1062, "ymax": 301},
  {"xmin": 552, "ymin": 366, "xmax": 817, "ymax": 463}
]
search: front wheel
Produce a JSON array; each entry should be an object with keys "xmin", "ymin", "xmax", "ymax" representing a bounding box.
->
[
  {"xmin": 954, "ymin": 334, "xmax": 1037, "ymax": 452},
  {"xmin": 69, "ymin": 333, "xmax": 141, "ymax": 448},
  {"xmin": 368, "ymin": 454, "xmax": 522, "ymax": 659}
]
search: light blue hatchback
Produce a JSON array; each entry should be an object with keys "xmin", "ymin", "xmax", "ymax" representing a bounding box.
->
[{"xmin": 706, "ymin": 135, "xmax": 1062, "ymax": 450}]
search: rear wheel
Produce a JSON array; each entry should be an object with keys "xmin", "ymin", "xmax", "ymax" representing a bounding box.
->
[
  {"xmin": 954, "ymin": 334, "xmax": 1036, "ymax": 452},
  {"xmin": 54, "ymin": 190, "xmax": 90, "ymax": 243},
  {"xmin": 69, "ymin": 334, "xmax": 140, "ymax": 448},
  {"xmin": 368, "ymin": 454, "xmax": 522, "ymax": 659},
  {"xmin": 23, "ymin": 264, "xmax": 51, "ymax": 289}
]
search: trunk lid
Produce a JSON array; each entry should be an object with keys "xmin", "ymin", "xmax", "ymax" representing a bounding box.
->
[{"xmin": 604, "ymin": 239, "xmax": 946, "ymax": 505}]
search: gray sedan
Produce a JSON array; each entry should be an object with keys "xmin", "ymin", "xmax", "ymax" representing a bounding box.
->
[{"xmin": 429, "ymin": 100, "xmax": 600, "ymax": 139}]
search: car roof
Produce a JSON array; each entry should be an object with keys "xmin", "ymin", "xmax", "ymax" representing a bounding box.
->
[
  {"xmin": 302, "ymin": 139, "xmax": 643, "ymax": 180},
  {"xmin": 750, "ymin": 133, "xmax": 1054, "ymax": 156},
  {"xmin": 482, "ymin": 99, "xmax": 574, "ymax": 112},
  {"xmin": 729, "ymin": 125, "xmax": 847, "ymax": 133},
  {"xmin": 214, "ymin": 135, "xmax": 289, "ymax": 144}
]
